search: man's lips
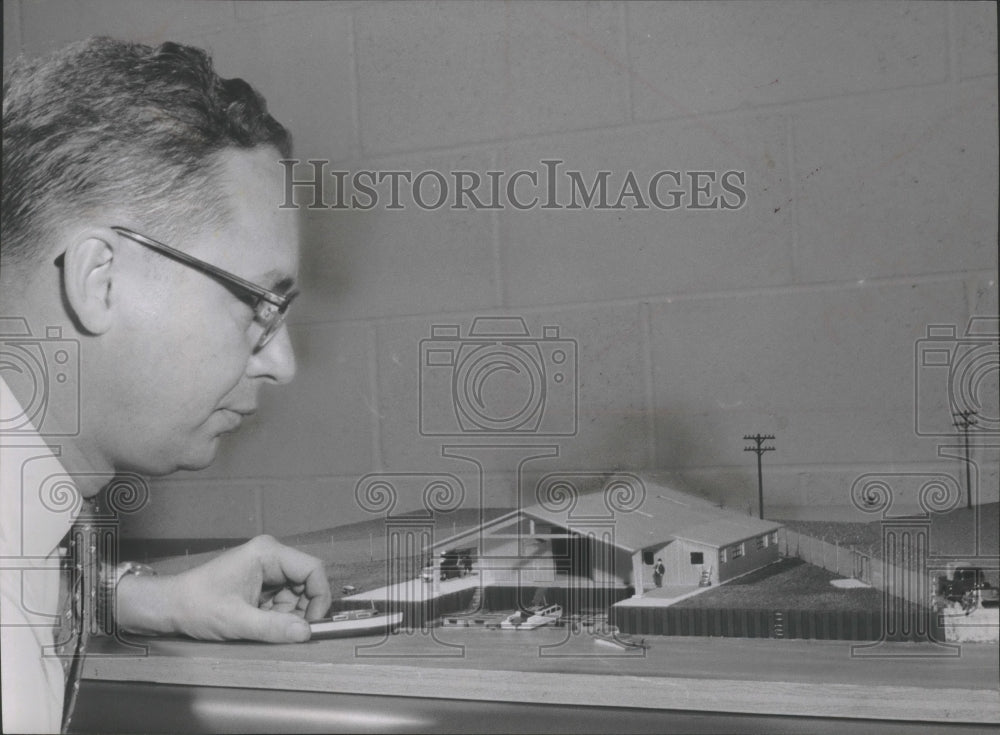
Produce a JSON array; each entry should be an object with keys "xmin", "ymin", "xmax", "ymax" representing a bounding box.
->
[{"xmin": 217, "ymin": 407, "xmax": 256, "ymax": 431}]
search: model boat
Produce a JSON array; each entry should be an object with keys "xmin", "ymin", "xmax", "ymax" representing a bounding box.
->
[
  {"xmin": 309, "ymin": 605, "xmax": 404, "ymax": 639},
  {"xmin": 499, "ymin": 603, "xmax": 563, "ymax": 630},
  {"xmin": 593, "ymin": 631, "xmax": 649, "ymax": 650}
]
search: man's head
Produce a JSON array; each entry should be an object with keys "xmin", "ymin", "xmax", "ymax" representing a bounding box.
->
[{"xmin": 2, "ymin": 38, "xmax": 300, "ymax": 477}]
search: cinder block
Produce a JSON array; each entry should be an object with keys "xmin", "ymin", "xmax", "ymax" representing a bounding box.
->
[
  {"xmin": 193, "ymin": 8, "xmax": 357, "ymax": 162},
  {"xmin": 354, "ymin": 0, "xmax": 629, "ymax": 154},
  {"xmin": 628, "ymin": 1, "xmax": 948, "ymax": 121},
  {"xmin": 377, "ymin": 311, "xmax": 571, "ymax": 474},
  {"xmin": 654, "ymin": 406, "xmax": 945, "ymax": 469},
  {"xmin": 233, "ymin": 0, "xmax": 357, "ymax": 22},
  {"xmin": 795, "ymin": 461, "xmax": 1000, "ymax": 517},
  {"xmin": 672, "ymin": 467, "xmax": 801, "ymax": 517},
  {"xmin": 175, "ymin": 321, "xmax": 375, "ymax": 479},
  {"xmin": 3, "ymin": 0, "xmax": 22, "ymax": 65},
  {"xmin": 498, "ymin": 112, "xmax": 793, "ymax": 306},
  {"xmin": 121, "ymin": 478, "xmax": 258, "ymax": 539},
  {"xmin": 350, "ymin": 470, "xmax": 512, "ymax": 518},
  {"xmin": 293, "ymin": 150, "xmax": 500, "ymax": 322},
  {"xmin": 260, "ymin": 476, "xmax": 371, "ymax": 537},
  {"xmin": 20, "ymin": 0, "xmax": 237, "ymax": 55},
  {"xmin": 650, "ymin": 280, "xmax": 972, "ymax": 413},
  {"xmin": 956, "ymin": 2, "xmax": 999, "ymax": 80},
  {"xmin": 649, "ymin": 280, "xmax": 972, "ymax": 466},
  {"xmin": 793, "ymin": 81, "xmax": 998, "ymax": 281},
  {"xmin": 683, "ymin": 459, "xmax": 999, "ymax": 522},
  {"xmin": 976, "ymin": 461, "xmax": 1000, "ymax": 505},
  {"xmin": 967, "ymin": 273, "xmax": 998, "ymax": 319},
  {"xmin": 377, "ymin": 305, "xmax": 649, "ymax": 473},
  {"xmin": 260, "ymin": 471, "xmax": 518, "ymax": 538}
]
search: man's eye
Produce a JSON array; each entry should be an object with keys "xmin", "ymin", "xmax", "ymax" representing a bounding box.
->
[
  {"xmin": 230, "ymin": 293, "xmax": 258, "ymax": 324},
  {"xmin": 232, "ymin": 290, "xmax": 256, "ymax": 311}
]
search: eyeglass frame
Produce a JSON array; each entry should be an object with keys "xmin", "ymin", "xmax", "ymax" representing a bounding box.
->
[{"xmin": 110, "ymin": 225, "xmax": 297, "ymax": 351}]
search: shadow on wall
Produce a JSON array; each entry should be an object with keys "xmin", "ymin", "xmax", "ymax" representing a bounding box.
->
[
  {"xmin": 297, "ymin": 206, "xmax": 368, "ymax": 317},
  {"xmin": 645, "ymin": 412, "xmax": 762, "ymax": 513},
  {"xmin": 509, "ymin": 413, "xmax": 770, "ymax": 515}
]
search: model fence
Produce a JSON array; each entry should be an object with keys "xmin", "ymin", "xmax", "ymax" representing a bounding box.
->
[
  {"xmin": 611, "ymin": 604, "xmax": 942, "ymax": 642},
  {"xmin": 778, "ymin": 527, "xmax": 935, "ymax": 607}
]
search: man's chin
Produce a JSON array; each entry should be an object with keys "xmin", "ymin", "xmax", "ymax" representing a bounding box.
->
[
  {"xmin": 146, "ymin": 437, "xmax": 221, "ymax": 476},
  {"xmin": 175, "ymin": 438, "xmax": 222, "ymax": 472},
  {"xmin": 121, "ymin": 431, "xmax": 229, "ymax": 476}
]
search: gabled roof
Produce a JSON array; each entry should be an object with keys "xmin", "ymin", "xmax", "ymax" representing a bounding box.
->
[
  {"xmin": 672, "ymin": 517, "xmax": 780, "ymax": 548},
  {"xmin": 428, "ymin": 509, "xmax": 523, "ymax": 551},
  {"xmin": 430, "ymin": 473, "xmax": 782, "ymax": 554}
]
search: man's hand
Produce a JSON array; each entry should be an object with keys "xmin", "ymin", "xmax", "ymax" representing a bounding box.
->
[{"xmin": 116, "ymin": 535, "xmax": 332, "ymax": 643}]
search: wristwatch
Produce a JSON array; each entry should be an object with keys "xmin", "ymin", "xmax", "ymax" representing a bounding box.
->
[{"xmin": 99, "ymin": 561, "xmax": 157, "ymax": 632}]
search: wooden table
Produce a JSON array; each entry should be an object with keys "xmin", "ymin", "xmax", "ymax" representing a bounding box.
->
[{"xmin": 75, "ymin": 626, "xmax": 1000, "ymax": 733}]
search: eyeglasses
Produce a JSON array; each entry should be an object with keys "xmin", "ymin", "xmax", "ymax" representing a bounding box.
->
[{"xmin": 111, "ymin": 226, "xmax": 297, "ymax": 352}]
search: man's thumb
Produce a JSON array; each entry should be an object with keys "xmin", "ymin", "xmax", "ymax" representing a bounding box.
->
[{"xmin": 235, "ymin": 607, "xmax": 311, "ymax": 643}]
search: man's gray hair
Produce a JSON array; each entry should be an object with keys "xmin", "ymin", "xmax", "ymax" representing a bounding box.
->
[{"xmin": 2, "ymin": 37, "xmax": 292, "ymax": 267}]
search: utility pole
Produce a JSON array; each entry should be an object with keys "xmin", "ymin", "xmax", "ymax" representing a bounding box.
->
[
  {"xmin": 953, "ymin": 410, "xmax": 977, "ymax": 510},
  {"xmin": 744, "ymin": 434, "xmax": 776, "ymax": 520}
]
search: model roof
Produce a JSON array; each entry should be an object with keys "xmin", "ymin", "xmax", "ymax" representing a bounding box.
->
[
  {"xmin": 430, "ymin": 473, "xmax": 782, "ymax": 554},
  {"xmin": 522, "ymin": 474, "xmax": 782, "ymax": 552}
]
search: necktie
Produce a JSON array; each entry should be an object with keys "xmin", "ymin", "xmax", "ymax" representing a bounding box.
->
[{"xmin": 56, "ymin": 497, "xmax": 100, "ymax": 732}]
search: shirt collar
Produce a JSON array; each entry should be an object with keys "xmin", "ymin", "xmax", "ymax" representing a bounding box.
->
[{"xmin": 1, "ymin": 375, "xmax": 80, "ymax": 556}]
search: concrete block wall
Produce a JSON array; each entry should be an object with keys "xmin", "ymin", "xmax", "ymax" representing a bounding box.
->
[{"xmin": 4, "ymin": 1, "xmax": 997, "ymax": 538}]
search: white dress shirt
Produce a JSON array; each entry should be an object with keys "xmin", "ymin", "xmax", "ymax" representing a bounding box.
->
[{"xmin": 1, "ymin": 376, "xmax": 81, "ymax": 733}]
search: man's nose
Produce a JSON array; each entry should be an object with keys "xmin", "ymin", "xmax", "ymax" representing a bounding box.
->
[{"xmin": 249, "ymin": 323, "xmax": 297, "ymax": 384}]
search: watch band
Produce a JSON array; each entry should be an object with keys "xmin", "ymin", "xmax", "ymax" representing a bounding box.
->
[
  {"xmin": 109, "ymin": 561, "xmax": 157, "ymax": 588},
  {"xmin": 99, "ymin": 561, "xmax": 157, "ymax": 630}
]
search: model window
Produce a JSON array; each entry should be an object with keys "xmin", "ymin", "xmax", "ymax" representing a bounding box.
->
[
  {"xmin": 719, "ymin": 549, "xmax": 727, "ymax": 564},
  {"xmin": 731, "ymin": 543, "xmax": 744, "ymax": 559},
  {"xmin": 690, "ymin": 552, "xmax": 704, "ymax": 564},
  {"xmin": 756, "ymin": 535, "xmax": 767, "ymax": 550},
  {"xmin": 769, "ymin": 531, "xmax": 779, "ymax": 545},
  {"xmin": 642, "ymin": 550, "xmax": 655, "ymax": 565}
]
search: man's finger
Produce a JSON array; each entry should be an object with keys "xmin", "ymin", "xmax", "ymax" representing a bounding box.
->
[
  {"xmin": 231, "ymin": 605, "xmax": 311, "ymax": 643},
  {"xmin": 257, "ymin": 541, "xmax": 332, "ymax": 620},
  {"xmin": 270, "ymin": 587, "xmax": 303, "ymax": 614}
]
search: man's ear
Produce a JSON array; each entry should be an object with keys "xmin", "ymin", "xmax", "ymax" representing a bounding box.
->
[{"xmin": 61, "ymin": 236, "xmax": 116, "ymax": 335}]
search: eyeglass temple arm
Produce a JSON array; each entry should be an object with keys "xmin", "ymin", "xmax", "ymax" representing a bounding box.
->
[{"xmin": 110, "ymin": 226, "xmax": 289, "ymax": 307}]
